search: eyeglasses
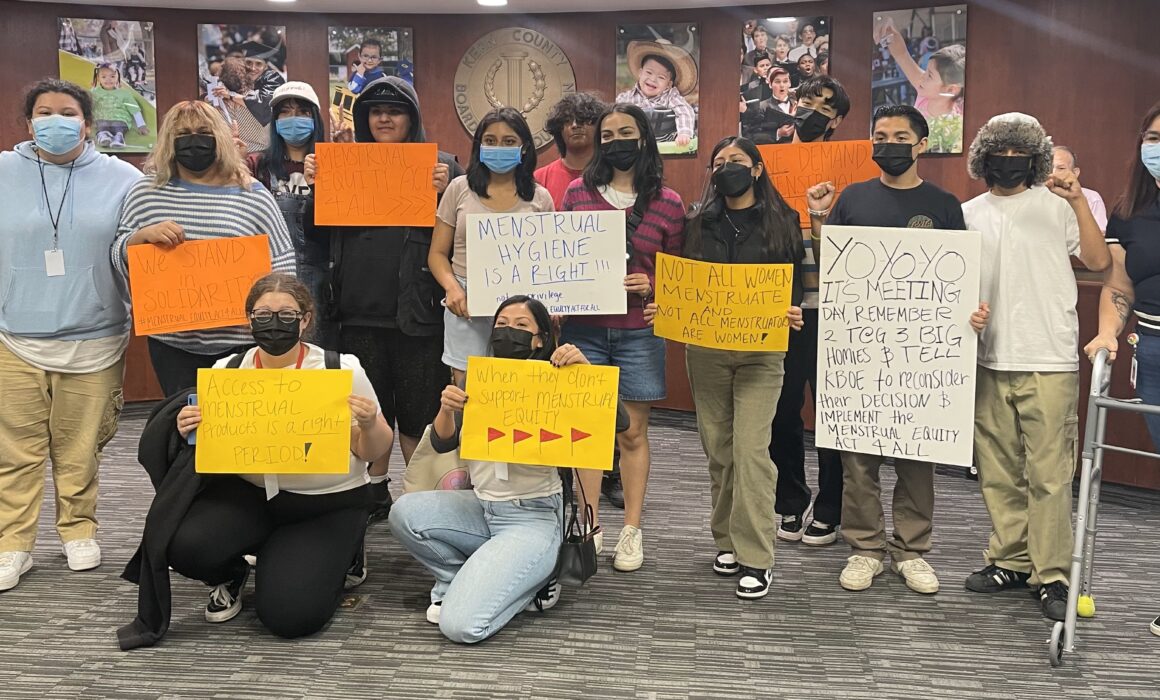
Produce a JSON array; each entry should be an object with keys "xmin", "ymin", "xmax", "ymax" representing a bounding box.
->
[
  {"xmin": 250, "ymin": 309, "xmax": 304, "ymax": 323},
  {"xmin": 360, "ymin": 54, "xmax": 381, "ymax": 61}
]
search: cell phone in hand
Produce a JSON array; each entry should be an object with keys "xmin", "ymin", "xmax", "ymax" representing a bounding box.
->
[{"xmin": 187, "ymin": 394, "xmax": 198, "ymax": 445}]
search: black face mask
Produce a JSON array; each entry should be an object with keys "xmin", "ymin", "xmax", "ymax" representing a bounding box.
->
[
  {"xmin": 793, "ymin": 108, "xmax": 832, "ymax": 143},
  {"xmin": 174, "ymin": 134, "xmax": 217, "ymax": 173},
  {"xmin": 712, "ymin": 162, "xmax": 756, "ymax": 198},
  {"xmin": 986, "ymin": 155, "xmax": 1033, "ymax": 189},
  {"xmin": 250, "ymin": 315, "xmax": 301, "ymax": 357},
  {"xmin": 872, "ymin": 142, "xmax": 917, "ymax": 177},
  {"xmin": 601, "ymin": 139, "xmax": 641, "ymax": 172},
  {"xmin": 490, "ymin": 326, "xmax": 538, "ymax": 360}
]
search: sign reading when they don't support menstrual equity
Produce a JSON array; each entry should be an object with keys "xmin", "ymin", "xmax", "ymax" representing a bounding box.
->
[
  {"xmin": 815, "ymin": 226, "xmax": 981, "ymax": 467},
  {"xmin": 466, "ymin": 211, "xmax": 628, "ymax": 317},
  {"xmin": 461, "ymin": 357, "xmax": 620, "ymax": 470}
]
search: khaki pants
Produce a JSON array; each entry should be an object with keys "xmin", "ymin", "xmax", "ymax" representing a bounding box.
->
[
  {"xmin": 974, "ymin": 367, "xmax": 1078, "ymax": 586},
  {"xmin": 840, "ymin": 451, "xmax": 934, "ymax": 562},
  {"xmin": 0, "ymin": 342, "xmax": 124, "ymax": 552},
  {"xmin": 686, "ymin": 346, "xmax": 784, "ymax": 570}
]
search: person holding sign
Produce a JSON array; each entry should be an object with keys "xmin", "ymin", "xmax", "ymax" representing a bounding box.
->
[
  {"xmin": 645, "ymin": 136, "xmax": 804, "ymax": 599},
  {"xmin": 0, "ymin": 79, "xmax": 141, "ymax": 592},
  {"xmin": 806, "ymin": 105, "xmax": 970, "ymax": 596},
  {"xmin": 962, "ymin": 113, "xmax": 1110, "ymax": 621},
  {"xmin": 560, "ymin": 103, "xmax": 685, "ymax": 572},
  {"xmin": 429, "ymin": 107, "xmax": 554, "ymax": 386},
  {"xmin": 167, "ymin": 273, "xmax": 393, "ymax": 637},
  {"xmin": 112, "ymin": 100, "xmax": 296, "ymax": 396}
]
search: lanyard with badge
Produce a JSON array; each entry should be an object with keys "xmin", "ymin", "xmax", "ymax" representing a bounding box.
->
[{"xmin": 38, "ymin": 153, "xmax": 76, "ymax": 277}]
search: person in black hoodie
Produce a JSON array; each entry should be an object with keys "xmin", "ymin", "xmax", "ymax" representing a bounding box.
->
[{"xmin": 304, "ymin": 76, "xmax": 462, "ymax": 490}]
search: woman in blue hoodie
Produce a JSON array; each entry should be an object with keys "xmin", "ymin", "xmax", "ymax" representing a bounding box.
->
[{"xmin": 0, "ymin": 79, "xmax": 142, "ymax": 592}]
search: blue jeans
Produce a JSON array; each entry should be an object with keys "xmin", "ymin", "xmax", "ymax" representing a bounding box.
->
[
  {"xmin": 388, "ymin": 489, "xmax": 563, "ymax": 643},
  {"xmin": 561, "ymin": 323, "xmax": 667, "ymax": 402},
  {"xmin": 1134, "ymin": 332, "xmax": 1160, "ymax": 450}
]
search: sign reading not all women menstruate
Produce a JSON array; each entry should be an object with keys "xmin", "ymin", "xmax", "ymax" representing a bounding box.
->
[
  {"xmin": 815, "ymin": 226, "xmax": 980, "ymax": 467},
  {"xmin": 466, "ymin": 211, "xmax": 627, "ymax": 317}
]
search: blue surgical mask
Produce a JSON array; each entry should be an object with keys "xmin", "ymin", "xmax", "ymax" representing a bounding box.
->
[
  {"xmin": 32, "ymin": 115, "xmax": 84, "ymax": 155},
  {"xmin": 479, "ymin": 145, "xmax": 523, "ymax": 174},
  {"xmin": 1142, "ymin": 142, "xmax": 1160, "ymax": 180},
  {"xmin": 275, "ymin": 115, "xmax": 315, "ymax": 146}
]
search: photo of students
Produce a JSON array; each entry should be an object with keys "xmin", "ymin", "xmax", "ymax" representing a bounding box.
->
[
  {"xmin": 872, "ymin": 5, "xmax": 967, "ymax": 154},
  {"xmin": 327, "ymin": 27, "xmax": 414, "ymax": 134},
  {"xmin": 739, "ymin": 16, "xmax": 831, "ymax": 89},
  {"xmin": 615, "ymin": 23, "xmax": 700, "ymax": 155},
  {"xmin": 198, "ymin": 25, "xmax": 287, "ymax": 153},
  {"xmin": 740, "ymin": 67, "xmax": 796, "ymax": 145}
]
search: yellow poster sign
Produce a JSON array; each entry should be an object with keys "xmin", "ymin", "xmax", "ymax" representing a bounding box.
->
[
  {"xmin": 653, "ymin": 252, "xmax": 794, "ymax": 352},
  {"xmin": 461, "ymin": 357, "xmax": 619, "ymax": 471},
  {"xmin": 195, "ymin": 368, "xmax": 354, "ymax": 474}
]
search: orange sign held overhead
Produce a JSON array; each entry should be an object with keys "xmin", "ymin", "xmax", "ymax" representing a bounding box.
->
[
  {"xmin": 126, "ymin": 235, "xmax": 273, "ymax": 336},
  {"xmin": 759, "ymin": 141, "xmax": 881, "ymax": 228},
  {"xmin": 313, "ymin": 142, "xmax": 438, "ymax": 227}
]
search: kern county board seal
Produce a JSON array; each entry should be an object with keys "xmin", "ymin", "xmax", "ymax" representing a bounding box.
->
[{"xmin": 453, "ymin": 28, "xmax": 577, "ymax": 150}]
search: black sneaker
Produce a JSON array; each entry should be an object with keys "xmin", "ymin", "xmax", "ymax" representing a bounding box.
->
[
  {"xmin": 713, "ymin": 551, "xmax": 740, "ymax": 576},
  {"xmin": 776, "ymin": 515, "xmax": 804, "ymax": 542},
  {"xmin": 1039, "ymin": 581, "xmax": 1069, "ymax": 621},
  {"xmin": 524, "ymin": 577, "xmax": 561, "ymax": 613},
  {"xmin": 801, "ymin": 521, "xmax": 839, "ymax": 547},
  {"xmin": 735, "ymin": 566, "xmax": 773, "ymax": 600},
  {"xmin": 345, "ymin": 539, "xmax": 367, "ymax": 590},
  {"xmin": 602, "ymin": 471, "xmax": 624, "ymax": 509},
  {"xmin": 367, "ymin": 479, "xmax": 393, "ymax": 523},
  {"xmin": 964, "ymin": 563, "xmax": 1030, "ymax": 593},
  {"xmin": 205, "ymin": 565, "xmax": 249, "ymax": 623}
]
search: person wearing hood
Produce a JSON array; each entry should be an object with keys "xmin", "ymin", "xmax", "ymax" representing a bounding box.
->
[
  {"xmin": 0, "ymin": 79, "xmax": 141, "ymax": 591},
  {"xmin": 962, "ymin": 112, "xmax": 1110, "ymax": 622}
]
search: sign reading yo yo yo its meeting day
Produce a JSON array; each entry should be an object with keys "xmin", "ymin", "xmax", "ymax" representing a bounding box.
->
[{"xmin": 453, "ymin": 28, "xmax": 577, "ymax": 149}]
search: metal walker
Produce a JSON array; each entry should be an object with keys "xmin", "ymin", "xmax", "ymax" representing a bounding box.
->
[{"xmin": 1049, "ymin": 347, "xmax": 1160, "ymax": 666}]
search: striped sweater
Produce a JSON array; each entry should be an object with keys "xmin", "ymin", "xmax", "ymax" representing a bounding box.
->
[
  {"xmin": 561, "ymin": 183, "xmax": 685, "ymax": 329},
  {"xmin": 112, "ymin": 177, "xmax": 296, "ymax": 354}
]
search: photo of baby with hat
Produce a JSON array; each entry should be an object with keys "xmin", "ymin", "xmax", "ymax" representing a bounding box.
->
[{"xmin": 615, "ymin": 23, "xmax": 700, "ymax": 155}]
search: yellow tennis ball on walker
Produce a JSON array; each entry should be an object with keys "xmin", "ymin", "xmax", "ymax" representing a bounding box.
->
[{"xmin": 1077, "ymin": 595, "xmax": 1096, "ymax": 618}]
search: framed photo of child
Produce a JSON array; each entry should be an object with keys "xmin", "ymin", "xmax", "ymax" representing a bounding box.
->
[
  {"xmin": 197, "ymin": 24, "xmax": 288, "ymax": 154},
  {"xmin": 615, "ymin": 23, "xmax": 700, "ymax": 156},
  {"xmin": 58, "ymin": 18, "xmax": 157, "ymax": 154},
  {"xmin": 738, "ymin": 16, "xmax": 831, "ymax": 145},
  {"xmin": 872, "ymin": 5, "xmax": 967, "ymax": 154},
  {"xmin": 327, "ymin": 26, "xmax": 414, "ymax": 136}
]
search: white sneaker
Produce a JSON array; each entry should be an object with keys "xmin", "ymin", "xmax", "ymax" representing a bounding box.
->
[
  {"xmin": 0, "ymin": 551, "xmax": 33, "ymax": 591},
  {"xmin": 62, "ymin": 539, "xmax": 101, "ymax": 571},
  {"xmin": 426, "ymin": 601, "xmax": 442, "ymax": 625},
  {"xmin": 839, "ymin": 554, "xmax": 884, "ymax": 591},
  {"xmin": 612, "ymin": 525, "xmax": 643, "ymax": 572},
  {"xmin": 892, "ymin": 558, "xmax": 940, "ymax": 594},
  {"xmin": 593, "ymin": 530, "xmax": 603, "ymax": 555},
  {"xmin": 524, "ymin": 577, "xmax": 561, "ymax": 613}
]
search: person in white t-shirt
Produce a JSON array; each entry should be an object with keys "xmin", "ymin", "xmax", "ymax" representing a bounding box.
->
[{"xmin": 961, "ymin": 113, "xmax": 1110, "ymax": 622}]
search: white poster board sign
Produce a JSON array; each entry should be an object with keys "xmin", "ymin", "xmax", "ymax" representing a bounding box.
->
[
  {"xmin": 816, "ymin": 225, "xmax": 981, "ymax": 467},
  {"xmin": 466, "ymin": 211, "xmax": 628, "ymax": 316}
]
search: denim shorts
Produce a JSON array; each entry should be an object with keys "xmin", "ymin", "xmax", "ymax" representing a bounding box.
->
[
  {"xmin": 442, "ymin": 277, "xmax": 492, "ymax": 371},
  {"xmin": 561, "ymin": 323, "xmax": 666, "ymax": 402}
]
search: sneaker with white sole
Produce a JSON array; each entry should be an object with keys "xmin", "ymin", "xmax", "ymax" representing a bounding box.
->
[
  {"xmin": 62, "ymin": 539, "xmax": 101, "ymax": 571},
  {"xmin": 1150, "ymin": 615, "xmax": 1160, "ymax": 637},
  {"xmin": 735, "ymin": 566, "xmax": 773, "ymax": 599},
  {"xmin": 777, "ymin": 514, "xmax": 804, "ymax": 542},
  {"xmin": 344, "ymin": 539, "xmax": 367, "ymax": 590},
  {"xmin": 593, "ymin": 530, "xmax": 603, "ymax": 555},
  {"xmin": 426, "ymin": 601, "xmax": 442, "ymax": 625},
  {"xmin": 839, "ymin": 554, "xmax": 885, "ymax": 591},
  {"xmin": 801, "ymin": 521, "xmax": 839, "ymax": 547},
  {"xmin": 205, "ymin": 566, "xmax": 249, "ymax": 623},
  {"xmin": 612, "ymin": 525, "xmax": 643, "ymax": 572},
  {"xmin": 713, "ymin": 551, "xmax": 740, "ymax": 576},
  {"xmin": 891, "ymin": 557, "xmax": 940, "ymax": 594},
  {"xmin": 0, "ymin": 551, "xmax": 33, "ymax": 591},
  {"xmin": 525, "ymin": 577, "xmax": 561, "ymax": 613}
]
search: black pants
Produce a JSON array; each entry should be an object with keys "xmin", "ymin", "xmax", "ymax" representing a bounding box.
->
[
  {"xmin": 167, "ymin": 477, "xmax": 370, "ymax": 639},
  {"xmin": 340, "ymin": 325, "xmax": 447, "ymax": 438},
  {"xmin": 147, "ymin": 338, "xmax": 247, "ymax": 397},
  {"xmin": 770, "ymin": 308, "xmax": 844, "ymax": 525}
]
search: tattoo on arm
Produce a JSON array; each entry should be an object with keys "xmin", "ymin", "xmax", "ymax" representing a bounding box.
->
[{"xmin": 1111, "ymin": 291, "xmax": 1131, "ymax": 324}]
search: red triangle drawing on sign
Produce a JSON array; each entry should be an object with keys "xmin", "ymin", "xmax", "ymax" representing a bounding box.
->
[
  {"xmin": 513, "ymin": 429, "xmax": 532, "ymax": 445},
  {"xmin": 571, "ymin": 428, "xmax": 591, "ymax": 443},
  {"xmin": 540, "ymin": 429, "xmax": 562, "ymax": 443},
  {"xmin": 488, "ymin": 428, "xmax": 505, "ymax": 442}
]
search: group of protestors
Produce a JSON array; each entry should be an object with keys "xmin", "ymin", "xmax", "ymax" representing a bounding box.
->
[{"xmin": 1, "ymin": 69, "xmax": 1157, "ymax": 649}]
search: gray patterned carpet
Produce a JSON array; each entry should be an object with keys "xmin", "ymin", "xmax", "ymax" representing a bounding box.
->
[{"xmin": 2, "ymin": 406, "xmax": 1158, "ymax": 700}]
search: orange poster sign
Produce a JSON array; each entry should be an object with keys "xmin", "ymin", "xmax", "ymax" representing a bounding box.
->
[
  {"xmin": 313, "ymin": 142, "xmax": 438, "ymax": 227},
  {"xmin": 127, "ymin": 235, "xmax": 272, "ymax": 336},
  {"xmin": 759, "ymin": 141, "xmax": 881, "ymax": 228}
]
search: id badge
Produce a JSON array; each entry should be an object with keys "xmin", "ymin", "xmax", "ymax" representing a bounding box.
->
[{"xmin": 45, "ymin": 249, "xmax": 65, "ymax": 277}]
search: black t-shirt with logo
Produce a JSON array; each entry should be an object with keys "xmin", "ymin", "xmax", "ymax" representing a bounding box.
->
[{"xmin": 827, "ymin": 178, "xmax": 966, "ymax": 230}]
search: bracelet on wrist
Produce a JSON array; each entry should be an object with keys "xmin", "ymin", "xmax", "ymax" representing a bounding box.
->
[{"xmin": 808, "ymin": 207, "xmax": 831, "ymax": 218}]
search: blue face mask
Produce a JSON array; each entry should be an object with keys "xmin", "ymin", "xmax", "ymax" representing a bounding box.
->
[
  {"xmin": 1142, "ymin": 142, "xmax": 1160, "ymax": 180},
  {"xmin": 32, "ymin": 115, "xmax": 84, "ymax": 155},
  {"xmin": 479, "ymin": 145, "xmax": 523, "ymax": 174},
  {"xmin": 275, "ymin": 115, "xmax": 315, "ymax": 146}
]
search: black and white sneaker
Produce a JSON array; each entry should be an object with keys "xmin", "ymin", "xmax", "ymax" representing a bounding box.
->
[
  {"xmin": 801, "ymin": 521, "xmax": 839, "ymax": 546},
  {"xmin": 524, "ymin": 577, "xmax": 561, "ymax": 613},
  {"xmin": 964, "ymin": 563, "xmax": 1030, "ymax": 593},
  {"xmin": 367, "ymin": 479, "xmax": 393, "ymax": 523},
  {"xmin": 205, "ymin": 565, "xmax": 249, "ymax": 623},
  {"xmin": 1150, "ymin": 614, "xmax": 1160, "ymax": 637},
  {"xmin": 345, "ymin": 539, "xmax": 367, "ymax": 590},
  {"xmin": 735, "ymin": 566, "xmax": 773, "ymax": 599},
  {"xmin": 776, "ymin": 515, "xmax": 804, "ymax": 542},
  {"xmin": 713, "ymin": 551, "xmax": 740, "ymax": 576},
  {"xmin": 1039, "ymin": 582, "xmax": 1069, "ymax": 621}
]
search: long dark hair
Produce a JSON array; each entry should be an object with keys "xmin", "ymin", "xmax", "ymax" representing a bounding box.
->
[
  {"xmin": 684, "ymin": 136, "xmax": 803, "ymax": 265},
  {"xmin": 1113, "ymin": 101, "xmax": 1160, "ymax": 221},
  {"xmin": 582, "ymin": 103, "xmax": 664, "ymax": 206},
  {"xmin": 492, "ymin": 295, "xmax": 556, "ymax": 360},
  {"xmin": 466, "ymin": 107, "xmax": 538, "ymax": 201},
  {"xmin": 264, "ymin": 98, "xmax": 325, "ymax": 183}
]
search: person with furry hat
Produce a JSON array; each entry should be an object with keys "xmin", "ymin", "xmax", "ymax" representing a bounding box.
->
[{"xmin": 961, "ymin": 112, "xmax": 1110, "ymax": 622}]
